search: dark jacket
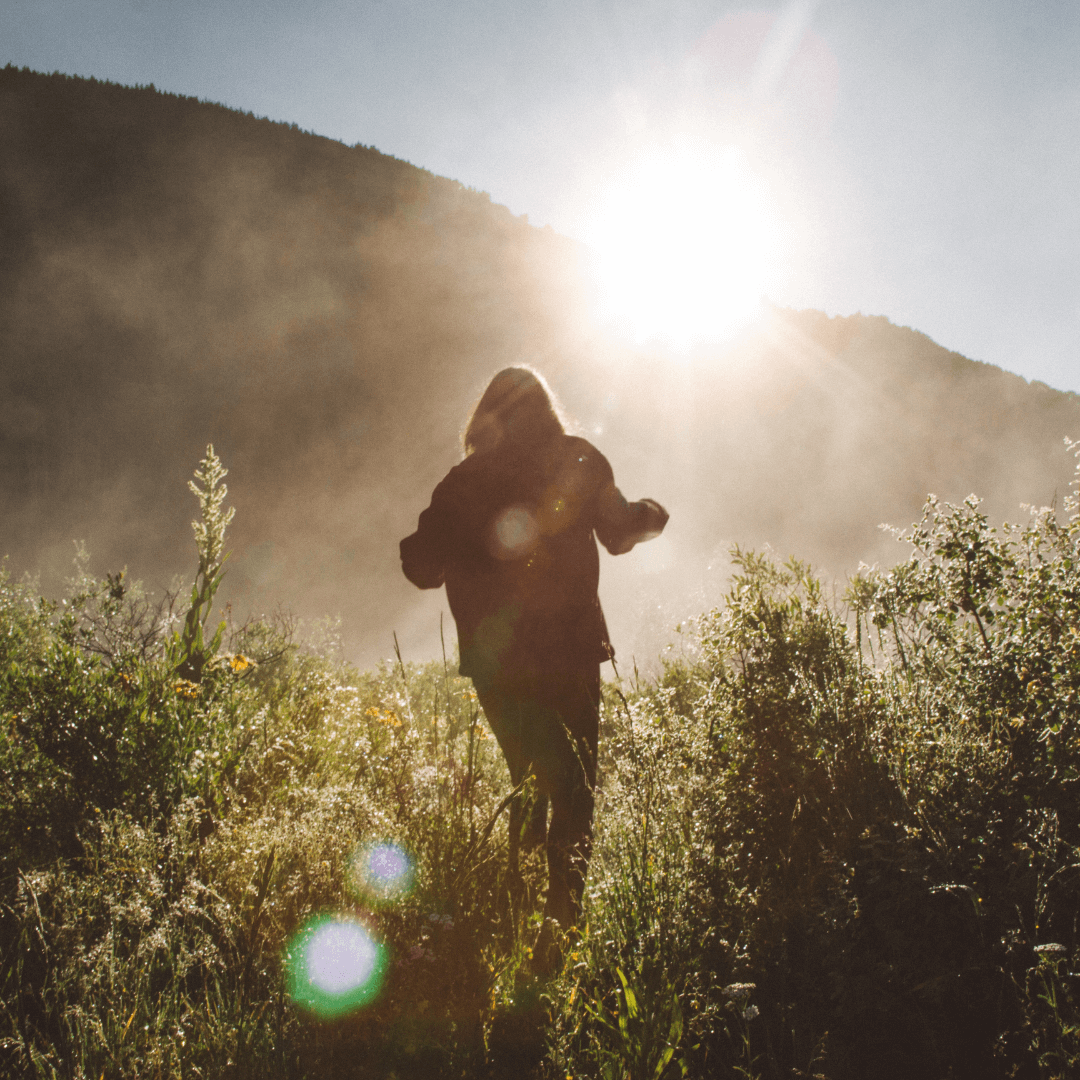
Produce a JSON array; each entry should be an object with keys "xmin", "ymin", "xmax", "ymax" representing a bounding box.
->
[{"xmin": 400, "ymin": 434, "xmax": 668, "ymax": 679}]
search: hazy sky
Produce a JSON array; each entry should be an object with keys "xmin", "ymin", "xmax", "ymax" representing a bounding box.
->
[{"xmin": 4, "ymin": 0, "xmax": 1078, "ymax": 392}]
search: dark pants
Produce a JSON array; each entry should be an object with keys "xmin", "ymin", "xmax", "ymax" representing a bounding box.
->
[{"xmin": 473, "ymin": 665, "xmax": 600, "ymax": 929}]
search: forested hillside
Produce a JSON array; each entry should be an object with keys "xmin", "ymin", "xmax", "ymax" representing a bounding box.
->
[{"xmin": 1, "ymin": 65, "xmax": 1077, "ymax": 671}]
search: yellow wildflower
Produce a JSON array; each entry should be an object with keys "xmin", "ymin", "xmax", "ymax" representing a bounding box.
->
[{"xmin": 365, "ymin": 706, "xmax": 401, "ymax": 727}]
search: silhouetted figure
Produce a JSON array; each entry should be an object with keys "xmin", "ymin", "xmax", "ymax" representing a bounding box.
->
[{"xmin": 400, "ymin": 368, "xmax": 668, "ymax": 953}]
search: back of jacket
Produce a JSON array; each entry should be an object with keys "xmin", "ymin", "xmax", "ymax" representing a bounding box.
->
[{"xmin": 400, "ymin": 434, "xmax": 667, "ymax": 680}]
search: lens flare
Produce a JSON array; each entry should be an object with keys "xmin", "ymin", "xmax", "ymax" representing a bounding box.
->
[
  {"xmin": 284, "ymin": 914, "xmax": 387, "ymax": 1018},
  {"xmin": 347, "ymin": 841, "xmax": 415, "ymax": 904},
  {"xmin": 490, "ymin": 506, "xmax": 539, "ymax": 559}
]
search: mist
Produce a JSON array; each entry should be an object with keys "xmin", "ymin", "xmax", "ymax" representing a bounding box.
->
[{"xmin": 2, "ymin": 67, "xmax": 1078, "ymax": 676}]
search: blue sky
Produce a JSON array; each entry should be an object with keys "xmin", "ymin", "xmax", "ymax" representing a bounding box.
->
[{"xmin": 4, "ymin": 0, "xmax": 1078, "ymax": 392}]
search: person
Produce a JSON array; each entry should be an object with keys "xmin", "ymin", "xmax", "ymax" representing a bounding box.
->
[{"xmin": 399, "ymin": 367, "xmax": 668, "ymax": 957}]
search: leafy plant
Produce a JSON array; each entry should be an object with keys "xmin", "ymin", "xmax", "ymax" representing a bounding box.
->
[
  {"xmin": 171, "ymin": 443, "xmax": 236, "ymax": 682},
  {"xmin": 3, "ymin": 439, "xmax": 1079, "ymax": 1079},
  {"xmin": 582, "ymin": 965, "xmax": 686, "ymax": 1080}
]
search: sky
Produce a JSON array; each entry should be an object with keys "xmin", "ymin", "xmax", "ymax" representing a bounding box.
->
[{"xmin": 3, "ymin": 0, "xmax": 1079, "ymax": 393}]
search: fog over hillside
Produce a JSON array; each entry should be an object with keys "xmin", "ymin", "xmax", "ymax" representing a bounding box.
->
[{"xmin": 2, "ymin": 67, "xmax": 1078, "ymax": 672}]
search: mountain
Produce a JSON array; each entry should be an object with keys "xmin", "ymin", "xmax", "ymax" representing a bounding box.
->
[{"xmin": 2, "ymin": 66, "xmax": 1078, "ymax": 671}]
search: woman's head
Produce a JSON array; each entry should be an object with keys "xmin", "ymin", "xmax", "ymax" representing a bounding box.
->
[{"xmin": 463, "ymin": 367, "xmax": 566, "ymax": 455}]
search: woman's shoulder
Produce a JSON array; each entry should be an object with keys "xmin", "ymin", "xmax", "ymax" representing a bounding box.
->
[
  {"xmin": 427, "ymin": 454, "xmax": 482, "ymax": 507},
  {"xmin": 555, "ymin": 435, "xmax": 614, "ymax": 478},
  {"xmin": 431, "ymin": 447, "xmax": 517, "ymax": 505}
]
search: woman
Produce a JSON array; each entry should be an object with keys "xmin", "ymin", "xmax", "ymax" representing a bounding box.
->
[{"xmin": 400, "ymin": 367, "xmax": 668, "ymax": 950}]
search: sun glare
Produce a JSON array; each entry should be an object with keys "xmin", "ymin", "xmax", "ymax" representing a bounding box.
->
[{"xmin": 584, "ymin": 142, "xmax": 784, "ymax": 348}]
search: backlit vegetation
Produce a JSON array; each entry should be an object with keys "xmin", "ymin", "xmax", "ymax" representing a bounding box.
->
[{"xmin": 2, "ymin": 441, "xmax": 1079, "ymax": 1078}]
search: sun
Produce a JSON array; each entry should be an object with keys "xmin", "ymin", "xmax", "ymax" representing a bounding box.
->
[{"xmin": 583, "ymin": 141, "xmax": 784, "ymax": 348}]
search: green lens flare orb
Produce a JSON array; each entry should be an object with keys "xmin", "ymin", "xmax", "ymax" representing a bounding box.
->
[
  {"xmin": 347, "ymin": 841, "xmax": 415, "ymax": 904},
  {"xmin": 284, "ymin": 914, "xmax": 387, "ymax": 1018}
]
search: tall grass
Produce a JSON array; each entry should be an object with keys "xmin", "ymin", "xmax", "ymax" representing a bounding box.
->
[{"xmin": 2, "ymin": 441, "xmax": 1079, "ymax": 1078}]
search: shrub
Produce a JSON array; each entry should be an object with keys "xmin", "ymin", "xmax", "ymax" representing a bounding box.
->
[{"xmin": 3, "ymin": 441, "xmax": 1079, "ymax": 1079}]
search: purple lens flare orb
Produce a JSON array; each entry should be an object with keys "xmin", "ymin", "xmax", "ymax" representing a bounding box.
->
[
  {"xmin": 284, "ymin": 913, "xmax": 388, "ymax": 1018},
  {"xmin": 347, "ymin": 841, "xmax": 415, "ymax": 904}
]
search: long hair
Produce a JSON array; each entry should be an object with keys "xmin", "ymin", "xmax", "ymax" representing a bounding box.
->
[{"xmin": 463, "ymin": 367, "xmax": 566, "ymax": 455}]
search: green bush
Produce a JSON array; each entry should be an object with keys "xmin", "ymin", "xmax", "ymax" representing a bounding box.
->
[
  {"xmin": 547, "ymin": 440, "xmax": 1080, "ymax": 1080},
  {"xmin": 2, "ymin": 441, "xmax": 1079, "ymax": 1078}
]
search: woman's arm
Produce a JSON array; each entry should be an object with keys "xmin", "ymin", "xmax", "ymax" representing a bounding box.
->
[
  {"xmin": 594, "ymin": 480, "xmax": 669, "ymax": 556},
  {"xmin": 400, "ymin": 498, "xmax": 449, "ymax": 589}
]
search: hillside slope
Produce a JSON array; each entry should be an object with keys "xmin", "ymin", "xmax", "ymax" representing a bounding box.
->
[{"xmin": 2, "ymin": 66, "xmax": 1077, "ymax": 669}]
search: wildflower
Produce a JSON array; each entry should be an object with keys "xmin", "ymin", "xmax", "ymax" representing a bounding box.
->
[
  {"xmin": 365, "ymin": 706, "xmax": 401, "ymax": 727},
  {"xmin": 742, "ymin": 1005, "xmax": 760, "ymax": 1021},
  {"xmin": 1035, "ymin": 943, "xmax": 1067, "ymax": 955},
  {"xmin": 174, "ymin": 679, "xmax": 201, "ymax": 699},
  {"xmin": 229, "ymin": 653, "xmax": 254, "ymax": 672},
  {"xmin": 723, "ymin": 982, "xmax": 756, "ymax": 1000}
]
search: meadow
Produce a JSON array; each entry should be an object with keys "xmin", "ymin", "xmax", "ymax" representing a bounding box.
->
[{"xmin": 2, "ymin": 442, "xmax": 1079, "ymax": 1079}]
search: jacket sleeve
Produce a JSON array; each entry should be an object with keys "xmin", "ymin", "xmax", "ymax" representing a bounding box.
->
[
  {"xmin": 592, "ymin": 453, "xmax": 669, "ymax": 556},
  {"xmin": 400, "ymin": 493, "xmax": 450, "ymax": 590}
]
